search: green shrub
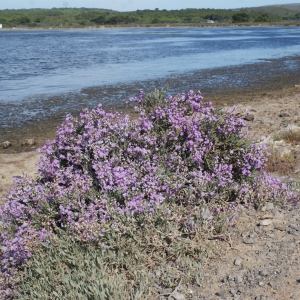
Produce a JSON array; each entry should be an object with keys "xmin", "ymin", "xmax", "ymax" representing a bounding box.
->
[
  {"xmin": 232, "ymin": 12, "xmax": 250, "ymax": 23},
  {"xmin": 16, "ymin": 203, "xmax": 212, "ymax": 299}
]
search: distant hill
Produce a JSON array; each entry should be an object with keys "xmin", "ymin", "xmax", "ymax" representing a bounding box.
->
[
  {"xmin": 239, "ymin": 3, "xmax": 300, "ymax": 18},
  {"xmin": 269, "ymin": 3, "xmax": 300, "ymax": 10}
]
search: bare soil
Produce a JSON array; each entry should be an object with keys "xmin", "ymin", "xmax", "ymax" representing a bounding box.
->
[
  {"xmin": 1, "ymin": 87, "xmax": 300, "ymax": 299},
  {"xmin": 0, "ymin": 151, "xmax": 40, "ymax": 200}
]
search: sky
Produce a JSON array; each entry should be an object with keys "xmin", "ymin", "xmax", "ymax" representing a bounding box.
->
[{"xmin": 0, "ymin": 0, "xmax": 297, "ymax": 11}]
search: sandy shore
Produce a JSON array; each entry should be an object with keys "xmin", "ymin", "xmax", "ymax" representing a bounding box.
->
[{"xmin": 0, "ymin": 151, "xmax": 40, "ymax": 200}]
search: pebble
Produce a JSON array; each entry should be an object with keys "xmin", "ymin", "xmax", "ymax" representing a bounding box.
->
[
  {"xmin": 161, "ymin": 288, "xmax": 172, "ymax": 294},
  {"xmin": 265, "ymin": 202, "xmax": 274, "ymax": 210},
  {"xmin": 288, "ymin": 229, "xmax": 299, "ymax": 236},
  {"xmin": 243, "ymin": 238, "xmax": 254, "ymax": 244},
  {"xmin": 21, "ymin": 138, "xmax": 36, "ymax": 147},
  {"xmin": 234, "ymin": 258, "xmax": 243, "ymax": 266},
  {"xmin": 243, "ymin": 114, "xmax": 254, "ymax": 121},
  {"xmin": 260, "ymin": 219, "xmax": 273, "ymax": 226},
  {"xmin": 268, "ymin": 281, "xmax": 275, "ymax": 288},
  {"xmin": 259, "ymin": 269, "xmax": 269, "ymax": 276},
  {"xmin": 154, "ymin": 270, "xmax": 161, "ymax": 278},
  {"xmin": 235, "ymin": 275, "xmax": 243, "ymax": 283},
  {"xmin": 274, "ymin": 212, "xmax": 284, "ymax": 219},
  {"xmin": 2, "ymin": 141, "xmax": 11, "ymax": 149},
  {"xmin": 230, "ymin": 288, "xmax": 237, "ymax": 295},
  {"xmin": 274, "ymin": 224, "xmax": 286, "ymax": 231},
  {"xmin": 216, "ymin": 290, "xmax": 226, "ymax": 297},
  {"xmin": 260, "ymin": 214, "xmax": 273, "ymax": 219},
  {"xmin": 267, "ymin": 233, "xmax": 275, "ymax": 238},
  {"xmin": 279, "ymin": 112, "xmax": 290, "ymax": 117},
  {"xmin": 172, "ymin": 292, "xmax": 186, "ymax": 300},
  {"xmin": 289, "ymin": 224, "xmax": 299, "ymax": 231}
]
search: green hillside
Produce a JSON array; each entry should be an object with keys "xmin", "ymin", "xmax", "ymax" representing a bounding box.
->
[{"xmin": 0, "ymin": 5, "xmax": 299, "ymax": 28}]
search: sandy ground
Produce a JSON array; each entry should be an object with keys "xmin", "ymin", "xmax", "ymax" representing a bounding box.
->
[
  {"xmin": 0, "ymin": 151, "xmax": 40, "ymax": 201},
  {"xmin": 1, "ymin": 87, "xmax": 300, "ymax": 299}
]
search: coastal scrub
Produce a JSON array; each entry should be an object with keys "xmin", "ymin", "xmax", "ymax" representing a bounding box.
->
[{"xmin": 0, "ymin": 89, "xmax": 297, "ymax": 298}]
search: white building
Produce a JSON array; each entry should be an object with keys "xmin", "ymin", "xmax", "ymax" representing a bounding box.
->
[{"xmin": 0, "ymin": 24, "xmax": 2, "ymax": 29}]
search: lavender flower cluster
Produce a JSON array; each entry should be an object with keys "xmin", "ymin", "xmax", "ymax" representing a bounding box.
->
[{"xmin": 0, "ymin": 90, "xmax": 297, "ymax": 297}]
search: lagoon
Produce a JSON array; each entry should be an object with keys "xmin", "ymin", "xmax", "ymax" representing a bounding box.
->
[{"xmin": 0, "ymin": 26, "xmax": 300, "ymax": 128}]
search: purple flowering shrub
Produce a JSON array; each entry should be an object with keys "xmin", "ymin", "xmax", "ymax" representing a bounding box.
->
[{"xmin": 0, "ymin": 89, "xmax": 298, "ymax": 297}]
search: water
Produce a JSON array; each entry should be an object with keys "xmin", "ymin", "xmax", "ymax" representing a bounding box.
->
[{"xmin": 0, "ymin": 26, "xmax": 300, "ymax": 128}]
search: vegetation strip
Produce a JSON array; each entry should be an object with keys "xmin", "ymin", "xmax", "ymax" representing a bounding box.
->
[{"xmin": 0, "ymin": 5, "xmax": 300, "ymax": 28}]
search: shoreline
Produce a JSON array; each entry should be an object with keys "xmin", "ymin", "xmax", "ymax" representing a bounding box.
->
[
  {"xmin": 1, "ymin": 53, "xmax": 300, "ymax": 154},
  {"xmin": 0, "ymin": 22, "xmax": 300, "ymax": 31},
  {"xmin": 1, "ymin": 84, "xmax": 300, "ymax": 154},
  {"xmin": 1, "ymin": 86, "xmax": 300, "ymax": 155},
  {"xmin": 0, "ymin": 85, "xmax": 298, "ymax": 154}
]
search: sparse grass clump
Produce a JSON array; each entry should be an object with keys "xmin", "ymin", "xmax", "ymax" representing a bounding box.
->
[
  {"xmin": 265, "ymin": 144, "xmax": 295, "ymax": 175},
  {"xmin": 273, "ymin": 128, "xmax": 300, "ymax": 143},
  {"xmin": 0, "ymin": 89, "xmax": 298, "ymax": 299},
  {"xmin": 264, "ymin": 128, "xmax": 300, "ymax": 175}
]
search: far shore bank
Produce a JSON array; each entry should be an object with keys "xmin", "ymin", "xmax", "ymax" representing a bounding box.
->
[{"xmin": 0, "ymin": 22, "xmax": 300, "ymax": 31}]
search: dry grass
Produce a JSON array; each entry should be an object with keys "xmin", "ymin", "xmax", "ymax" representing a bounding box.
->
[
  {"xmin": 273, "ymin": 128, "xmax": 300, "ymax": 143},
  {"xmin": 265, "ymin": 144, "xmax": 296, "ymax": 175}
]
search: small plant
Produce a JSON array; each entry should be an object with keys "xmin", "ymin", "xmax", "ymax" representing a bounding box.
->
[
  {"xmin": 0, "ymin": 89, "xmax": 298, "ymax": 298},
  {"xmin": 273, "ymin": 128, "xmax": 300, "ymax": 143},
  {"xmin": 265, "ymin": 144, "xmax": 295, "ymax": 175},
  {"xmin": 267, "ymin": 129, "xmax": 300, "ymax": 175}
]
